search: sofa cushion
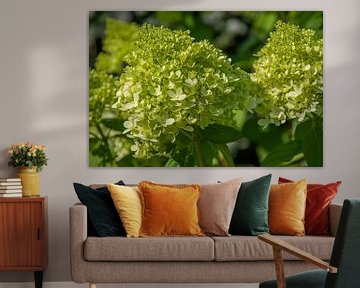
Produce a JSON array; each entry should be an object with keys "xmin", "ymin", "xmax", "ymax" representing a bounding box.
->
[
  {"xmin": 73, "ymin": 181, "xmax": 126, "ymax": 237},
  {"xmin": 139, "ymin": 181, "xmax": 203, "ymax": 237},
  {"xmin": 279, "ymin": 177, "xmax": 341, "ymax": 236},
  {"xmin": 229, "ymin": 174, "xmax": 271, "ymax": 236},
  {"xmin": 198, "ymin": 178, "xmax": 242, "ymax": 236},
  {"xmin": 212, "ymin": 236, "xmax": 334, "ymax": 261},
  {"xmin": 84, "ymin": 236, "xmax": 214, "ymax": 261},
  {"xmin": 107, "ymin": 184, "xmax": 142, "ymax": 238},
  {"xmin": 269, "ymin": 179, "xmax": 307, "ymax": 236}
]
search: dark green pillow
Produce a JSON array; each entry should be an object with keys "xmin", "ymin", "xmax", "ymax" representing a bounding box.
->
[
  {"xmin": 73, "ymin": 181, "xmax": 126, "ymax": 237},
  {"xmin": 229, "ymin": 174, "xmax": 271, "ymax": 236}
]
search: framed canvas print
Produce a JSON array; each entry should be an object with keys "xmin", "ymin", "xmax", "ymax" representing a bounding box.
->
[{"xmin": 89, "ymin": 11, "xmax": 323, "ymax": 167}]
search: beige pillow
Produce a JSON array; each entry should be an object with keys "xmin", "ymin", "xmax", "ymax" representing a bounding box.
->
[{"xmin": 198, "ymin": 178, "xmax": 242, "ymax": 236}]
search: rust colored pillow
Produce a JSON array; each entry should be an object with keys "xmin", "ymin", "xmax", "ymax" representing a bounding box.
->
[
  {"xmin": 138, "ymin": 181, "xmax": 204, "ymax": 237},
  {"xmin": 278, "ymin": 177, "xmax": 341, "ymax": 236},
  {"xmin": 269, "ymin": 179, "xmax": 307, "ymax": 236}
]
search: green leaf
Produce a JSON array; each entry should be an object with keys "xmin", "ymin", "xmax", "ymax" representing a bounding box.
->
[
  {"xmin": 89, "ymin": 137, "xmax": 101, "ymax": 152},
  {"xmin": 175, "ymin": 150, "xmax": 195, "ymax": 167},
  {"xmin": 165, "ymin": 158, "xmax": 180, "ymax": 167},
  {"xmin": 192, "ymin": 137, "xmax": 233, "ymax": 167},
  {"xmin": 295, "ymin": 118, "xmax": 323, "ymax": 167},
  {"xmin": 242, "ymin": 118, "xmax": 284, "ymax": 151},
  {"xmin": 101, "ymin": 118, "xmax": 125, "ymax": 131},
  {"xmin": 175, "ymin": 131, "xmax": 192, "ymax": 150},
  {"xmin": 89, "ymin": 153, "xmax": 103, "ymax": 167},
  {"xmin": 261, "ymin": 141, "xmax": 303, "ymax": 167},
  {"xmin": 89, "ymin": 137, "xmax": 105, "ymax": 166},
  {"xmin": 199, "ymin": 124, "xmax": 242, "ymax": 144},
  {"xmin": 217, "ymin": 144, "xmax": 235, "ymax": 167},
  {"xmin": 115, "ymin": 154, "xmax": 135, "ymax": 167}
]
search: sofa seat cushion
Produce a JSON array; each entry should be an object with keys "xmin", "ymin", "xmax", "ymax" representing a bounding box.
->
[
  {"xmin": 84, "ymin": 236, "xmax": 214, "ymax": 261},
  {"xmin": 212, "ymin": 236, "xmax": 334, "ymax": 261}
]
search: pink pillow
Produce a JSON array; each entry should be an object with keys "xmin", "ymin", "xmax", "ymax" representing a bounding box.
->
[{"xmin": 198, "ymin": 178, "xmax": 242, "ymax": 236}]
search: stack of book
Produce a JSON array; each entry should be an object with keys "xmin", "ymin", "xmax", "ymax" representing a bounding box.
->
[{"xmin": 0, "ymin": 178, "xmax": 22, "ymax": 197}]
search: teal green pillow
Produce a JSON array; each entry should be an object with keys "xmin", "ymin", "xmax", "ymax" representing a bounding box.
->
[{"xmin": 229, "ymin": 174, "xmax": 272, "ymax": 236}]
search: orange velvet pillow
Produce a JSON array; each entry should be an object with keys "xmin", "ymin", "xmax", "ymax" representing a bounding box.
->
[
  {"xmin": 138, "ymin": 181, "xmax": 204, "ymax": 237},
  {"xmin": 278, "ymin": 177, "xmax": 341, "ymax": 236},
  {"xmin": 269, "ymin": 179, "xmax": 307, "ymax": 236}
]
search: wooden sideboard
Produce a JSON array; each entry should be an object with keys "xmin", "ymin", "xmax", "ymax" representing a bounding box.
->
[{"xmin": 0, "ymin": 197, "xmax": 47, "ymax": 288}]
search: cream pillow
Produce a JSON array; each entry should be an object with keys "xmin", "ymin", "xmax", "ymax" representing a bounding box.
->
[{"xmin": 107, "ymin": 183, "xmax": 142, "ymax": 237}]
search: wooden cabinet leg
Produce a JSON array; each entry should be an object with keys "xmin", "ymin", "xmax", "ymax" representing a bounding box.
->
[
  {"xmin": 34, "ymin": 271, "xmax": 43, "ymax": 288},
  {"xmin": 90, "ymin": 283, "xmax": 97, "ymax": 288}
]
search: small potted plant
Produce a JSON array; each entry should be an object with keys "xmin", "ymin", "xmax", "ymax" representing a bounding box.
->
[{"xmin": 8, "ymin": 142, "xmax": 48, "ymax": 197}]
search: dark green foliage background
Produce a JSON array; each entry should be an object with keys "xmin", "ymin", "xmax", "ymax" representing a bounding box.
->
[{"xmin": 89, "ymin": 11, "xmax": 323, "ymax": 167}]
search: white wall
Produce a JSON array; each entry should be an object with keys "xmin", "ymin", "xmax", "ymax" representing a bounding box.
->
[{"xmin": 0, "ymin": 0, "xmax": 359, "ymax": 283}]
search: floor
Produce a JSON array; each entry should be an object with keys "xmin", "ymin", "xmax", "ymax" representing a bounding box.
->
[{"xmin": 0, "ymin": 283, "xmax": 259, "ymax": 288}]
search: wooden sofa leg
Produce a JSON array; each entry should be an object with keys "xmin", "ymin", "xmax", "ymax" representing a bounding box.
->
[{"xmin": 89, "ymin": 283, "xmax": 97, "ymax": 288}]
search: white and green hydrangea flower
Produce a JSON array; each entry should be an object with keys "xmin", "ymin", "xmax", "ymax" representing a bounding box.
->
[
  {"xmin": 89, "ymin": 69, "xmax": 119, "ymax": 126},
  {"xmin": 112, "ymin": 24, "xmax": 261, "ymax": 159},
  {"xmin": 252, "ymin": 21, "xmax": 323, "ymax": 127},
  {"xmin": 95, "ymin": 19, "xmax": 138, "ymax": 75}
]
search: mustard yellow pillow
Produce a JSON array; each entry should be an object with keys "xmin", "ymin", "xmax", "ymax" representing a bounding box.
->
[
  {"xmin": 269, "ymin": 179, "xmax": 307, "ymax": 236},
  {"xmin": 107, "ymin": 183, "xmax": 142, "ymax": 238},
  {"xmin": 138, "ymin": 181, "xmax": 204, "ymax": 237}
]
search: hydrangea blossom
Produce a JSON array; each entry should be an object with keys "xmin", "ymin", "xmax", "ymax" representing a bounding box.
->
[
  {"xmin": 112, "ymin": 24, "xmax": 261, "ymax": 159},
  {"xmin": 252, "ymin": 21, "xmax": 323, "ymax": 126},
  {"xmin": 95, "ymin": 19, "xmax": 138, "ymax": 75},
  {"xmin": 89, "ymin": 69, "xmax": 119, "ymax": 126}
]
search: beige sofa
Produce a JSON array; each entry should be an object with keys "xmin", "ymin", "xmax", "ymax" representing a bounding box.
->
[{"xmin": 70, "ymin": 202, "xmax": 342, "ymax": 288}]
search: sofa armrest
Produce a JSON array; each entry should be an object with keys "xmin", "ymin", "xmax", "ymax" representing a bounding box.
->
[
  {"xmin": 258, "ymin": 234, "xmax": 337, "ymax": 288},
  {"xmin": 258, "ymin": 234, "xmax": 338, "ymax": 273},
  {"xmin": 329, "ymin": 203, "xmax": 342, "ymax": 237},
  {"xmin": 69, "ymin": 203, "xmax": 88, "ymax": 283}
]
